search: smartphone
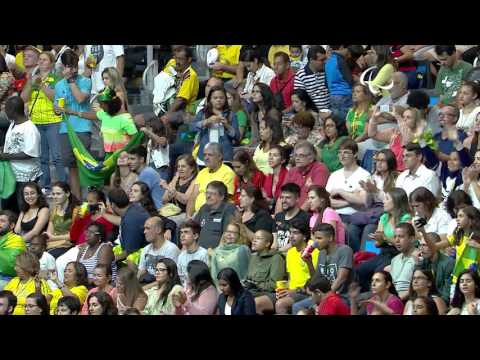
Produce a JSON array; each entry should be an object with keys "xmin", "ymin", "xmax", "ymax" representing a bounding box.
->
[{"xmin": 379, "ymin": 104, "xmax": 390, "ymax": 113}]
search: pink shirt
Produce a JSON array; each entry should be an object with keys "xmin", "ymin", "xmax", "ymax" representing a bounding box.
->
[
  {"xmin": 309, "ymin": 207, "xmax": 345, "ymax": 245},
  {"xmin": 81, "ymin": 286, "xmax": 117, "ymax": 315},
  {"xmin": 367, "ymin": 294, "xmax": 404, "ymax": 315},
  {"xmin": 284, "ymin": 161, "xmax": 330, "ymax": 207},
  {"xmin": 175, "ymin": 284, "xmax": 218, "ymax": 315}
]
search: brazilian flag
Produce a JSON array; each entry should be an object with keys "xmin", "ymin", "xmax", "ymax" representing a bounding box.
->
[
  {"xmin": 452, "ymin": 245, "xmax": 480, "ymax": 284},
  {"xmin": 64, "ymin": 113, "xmax": 144, "ymax": 188}
]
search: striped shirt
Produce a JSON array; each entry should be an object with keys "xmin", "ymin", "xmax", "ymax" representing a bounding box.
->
[
  {"xmin": 79, "ymin": 243, "xmax": 117, "ymax": 282},
  {"xmin": 294, "ymin": 65, "xmax": 330, "ymax": 110}
]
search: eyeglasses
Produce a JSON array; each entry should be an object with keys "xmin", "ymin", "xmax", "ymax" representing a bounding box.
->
[
  {"xmin": 294, "ymin": 153, "xmax": 312, "ymax": 159},
  {"xmin": 155, "ymin": 268, "xmax": 168, "ymax": 273}
]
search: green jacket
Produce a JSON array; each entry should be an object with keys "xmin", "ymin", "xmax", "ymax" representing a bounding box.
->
[
  {"xmin": 0, "ymin": 232, "xmax": 27, "ymax": 277},
  {"xmin": 420, "ymin": 252, "xmax": 454, "ymax": 304},
  {"xmin": 245, "ymin": 250, "xmax": 286, "ymax": 293}
]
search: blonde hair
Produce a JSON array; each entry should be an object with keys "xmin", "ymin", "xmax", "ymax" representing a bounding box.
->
[
  {"xmin": 219, "ymin": 221, "xmax": 249, "ymax": 246},
  {"xmin": 101, "ymin": 67, "xmax": 128, "ymax": 109},
  {"xmin": 16, "ymin": 251, "xmax": 40, "ymax": 277},
  {"xmin": 403, "ymin": 107, "xmax": 423, "ymax": 128}
]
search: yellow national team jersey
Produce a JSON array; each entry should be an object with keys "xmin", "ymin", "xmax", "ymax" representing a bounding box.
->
[
  {"xmin": 4, "ymin": 277, "xmax": 51, "ymax": 315},
  {"xmin": 194, "ymin": 164, "xmax": 235, "ymax": 212},
  {"xmin": 286, "ymin": 245, "xmax": 319, "ymax": 290},
  {"xmin": 49, "ymin": 285, "xmax": 88, "ymax": 315},
  {"xmin": 163, "ymin": 59, "xmax": 199, "ymax": 107},
  {"xmin": 213, "ymin": 45, "xmax": 242, "ymax": 79}
]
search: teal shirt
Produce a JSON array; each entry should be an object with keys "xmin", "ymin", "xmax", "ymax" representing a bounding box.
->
[
  {"xmin": 318, "ymin": 136, "xmax": 348, "ymax": 172},
  {"xmin": 435, "ymin": 60, "xmax": 472, "ymax": 105}
]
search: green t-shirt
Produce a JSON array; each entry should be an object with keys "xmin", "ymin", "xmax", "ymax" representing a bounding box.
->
[
  {"xmin": 236, "ymin": 110, "xmax": 251, "ymax": 145},
  {"xmin": 380, "ymin": 212, "xmax": 412, "ymax": 239},
  {"xmin": 435, "ymin": 60, "xmax": 473, "ymax": 105},
  {"xmin": 318, "ymin": 135, "xmax": 348, "ymax": 172},
  {"xmin": 346, "ymin": 107, "xmax": 370, "ymax": 139},
  {"xmin": 96, "ymin": 110, "xmax": 138, "ymax": 153}
]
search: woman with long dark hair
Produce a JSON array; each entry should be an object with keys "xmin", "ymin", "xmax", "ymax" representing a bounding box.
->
[
  {"xmin": 262, "ymin": 145, "xmax": 289, "ymax": 213},
  {"xmin": 239, "ymin": 186, "xmax": 275, "ymax": 242},
  {"xmin": 217, "ymin": 267, "xmax": 256, "ymax": 315},
  {"xmin": 87, "ymin": 290, "xmax": 118, "ymax": 315},
  {"xmin": 174, "ymin": 260, "xmax": 218, "ymax": 315},
  {"xmin": 253, "ymin": 115, "xmax": 285, "ymax": 174},
  {"xmin": 317, "ymin": 114, "xmax": 349, "ymax": 172},
  {"xmin": 143, "ymin": 258, "xmax": 183, "ymax": 315},
  {"xmin": 232, "ymin": 150, "xmax": 265, "ymax": 206},
  {"xmin": 448, "ymin": 269, "xmax": 480, "ymax": 315},
  {"xmin": 25, "ymin": 292, "xmax": 50, "ymax": 315},
  {"xmin": 403, "ymin": 268, "xmax": 447, "ymax": 315},
  {"xmin": 249, "ymin": 83, "xmax": 282, "ymax": 147}
]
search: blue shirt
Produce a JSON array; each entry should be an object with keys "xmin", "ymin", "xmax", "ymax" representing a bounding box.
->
[
  {"xmin": 120, "ymin": 203, "xmax": 149, "ymax": 253},
  {"xmin": 139, "ymin": 166, "xmax": 164, "ymax": 209},
  {"xmin": 54, "ymin": 76, "xmax": 92, "ymax": 134},
  {"xmin": 325, "ymin": 52, "xmax": 352, "ymax": 96}
]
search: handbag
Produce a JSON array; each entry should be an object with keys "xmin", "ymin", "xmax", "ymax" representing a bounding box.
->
[
  {"xmin": 272, "ymin": 77, "xmax": 291, "ymax": 111},
  {"xmin": 349, "ymin": 203, "xmax": 384, "ymax": 226}
]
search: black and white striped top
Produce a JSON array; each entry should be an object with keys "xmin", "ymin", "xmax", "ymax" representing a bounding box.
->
[
  {"xmin": 294, "ymin": 65, "xmax": 330, "ymax": 111},
  {"xmin": 79, "ymin": 243, "xmax": 118, "ymax": 283}
]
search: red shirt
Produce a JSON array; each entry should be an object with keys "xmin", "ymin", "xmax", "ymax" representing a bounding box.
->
[
  {"xmin": 316, "ymin": 292, "xmax": 350, "ymax": 315},
  {"xmin": 270, "ymin": 69, "xmax": 295, "ymax": 109},
  {"xmin": 283, "ymin": 161, "xmax": 330, "ymax": 207},
  {"xmin": 234, "ymin": 170, "xmax": 266, "ymax": 205},
  {"xmin": 262, "ymin": 166, "xmax": 289, "ymax": 200}
]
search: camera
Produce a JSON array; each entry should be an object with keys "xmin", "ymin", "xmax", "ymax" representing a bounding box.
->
[
  {"xmin": 88, "ymin": 203, "xmax": 100, "ymax": 214},
  {"xmin": 414, "ymin": 216, "xmax": 427, "ymax": 228}
]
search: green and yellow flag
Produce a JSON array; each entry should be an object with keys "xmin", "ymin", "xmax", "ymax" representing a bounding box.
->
[{"xmin": 63, "ymin": 113, "xmax": 144, "ymax": 188}]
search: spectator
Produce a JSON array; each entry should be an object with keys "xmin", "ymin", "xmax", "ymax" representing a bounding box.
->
[
  {"xmin": 77, "ymin": 222, "xmax": 116, "ymax": 284},
  {"xmin": 239, "ymin": 186, "xmax": 275, "ymax": 242},
  {"xmin": 14, "ymin": 182, "xmax": 49, "ymax": 244},
  {"xmin": 326, "ymin": 138, "xmax": 370, "ymax": 252},
  {"xmin": 262, "ymin": 145, "xmax": 289, "ymax": 212},
  {"xmin": 294, "ymin": 45, "xmax": 330, "ymax": 112},
  {"xmin": 44, "ymin": 182, "xmax": 79, "ymax": 258},
  {"xmin": 267, "ymin": 46, "xmax": 290, "ymax": 68},
  {"xmin": 448, "ymin": 269, "xmax": 480, "ymax": 315},
  {"xmin": 226, "ymin": 87, "xmax": 251, "ymax": 145},
  {"xmin": 289, "ymin": 45, "xmax": 308, "ymax": 73},
  {"xmin": 0, "ymin": 96, "xmax": 41, "ymax": 213},
  {"xmin": 209, "ymin": 221, "xmax": 251, "ymax": 283},
  {"xmin": 114, "ymin": 267, "xmax": 147, "ymax": 315},
  {"xmin": 412, "ymin": 295, "xmax": 439, "ymax": 315},
  {"xmin": 143, "ymin": 258, "xmax": 182, "ymax": 315},
  {"xmin": 456, "ymin": 81, "xmax": 480, "ymax": 133},
  {"xmin": 56, "ymin": 295, "xmax": 81, "ymax": 315},
  {"xmin": 275, "ymin": 219, "xmax": 317, "ymax": 314},
  {"xmin": 53, "ymin": 49, "xmax": 92, "ymax": 200},
  {"xmin": 245, "ymin": 230, "xmax": 286, "ymax": 315},
  {"xmin": 188, "ymin": 143, "xmax": 235, "ymax": 216},
  {"xmin": 160, "ymin": 154, "xmax": 198, "ymax": 226},
  {"xmin": 107, "ymin": 188, "xmax": 149, "ymax": 265},
  {"xmin": 87, "ymin": 291, "xmax": 118, "ymax": 315},
  {"xmin": 374, "ymin": 71, "xmax": 409, "ymax": 112},
  {"xmin": 47, "ymin": 261, "xmax": 88, "ymax": 315},
  {"xmin": 462, "ymin": 151, "xmax": 480, "ymax": 208},
  {"xmin": 445, "ymin": 190, "xmax": 473, "ymax": 235},
  {"xmin": 356, "ymin": 188, "xmax": 412, "ymax": 292},
  {"xmin": 284, "ymin": 141, "xmax": 329, "ymax": 211},
  {"xmin": 177, "ymin": 220, "xmax": 209, "ymax": 286},
  {"xmin": 211, "ymin": 45, "xmax": 242, "ymax": 83},
  {"xmin": 110, "ymin": 151, "xmax": 138, "ymax": 194},
  {"xmin": 388, "ymin": 223, "xmax": 417, "ymax": 300},
  {"xmin": 307, "ymin": 185, "xmax": 345, "ymax": 245},
  {"xmin": 174, "ymin": 260, "xmax": 218, "ymax": 315},
  {"xmin": 0, "ymin": 210, "xmax": 26, "ymax": 290},
  {"xmin": 325, "ymin": 45, "xmax": 354, "ymax": 121},
  {"xmin": 410, "ymin": 186, "xmax": 452, "ymax": 242},
  {"xmin": 217, "ymin": 267, "xmax": 256, "ymax": 315},
  {"xmin": 84, "ymin": 45, "xmax": 125, "ymax": 96},
  {"xmin": 81, "ymin": 264, "xmax": 116, "ymax": 315},
  {"xmin": 363, "ymin": 45, "xmax": 395, "ymax": 98},
  {"xmin": 51, "ymin": 45, "xmax": 71, "ymax": 76},
  {"xmin": 232, "ymin": 149, "xmax": 265, "ymax": 206},
  {"xmin": 29, "ymin": 234, "xmax": 57, "ymax": 289},
  {"xmin": 0, "ymin": 290, "xmax": 17, "ymax": 315},
  {"xmin": 21, "ymin": 46, "xmax": 40, "ymax": 79},
  {"xmin": 253, "ymin": 115, "xmax": 285, "ymax": 175},
  {"xmin": 98, "ymin": 67, "xmax": 129, "ymax": 112},
  {"xmin": 346, "ymin": 84, "xmax": 373, "ymax": 143},
  {"xmin": 25, "ymin": 292, "xmax": 49, "ymax": 315},
  {"xmin": 390, "ymin": 45, "xmax": 418, "ymax": 89},
  {"xmin": 249, "ymin": 83, "xmax": 282, "ymax": 147},
  {"xmin": 270, "ymin": 51, "xmax": 295, "ymax": 112},
  {"xmin": 137, "ymin": 216, "xmax": 180, "ymax": 287},
  {"xmin": 273, "ymin": 183, "xmax": 310, "ymax": 252},
  {"xmin": 434, "ymin": 45, "xmax": 473, "ymax": 106},
  {"xmin": 395, "ymin": 143, "xmax": 441, "ymax": 197},
  {"xmin": 308, "ymin": 273, "xmax": 350, "ymax": 315},
  {"xmin": 193, "ymin": 181, "xmax": 236, "ymax": 250},
  {"xmin": 191, "ymin": 85, "xmax": 239, "ymax": 165},
  {"xmin": 317, "ymin": 114, "xmax": 349, "ymax": 173},
  {"xmin": 239, "ymin": 49, "xmax": 275, "ymax": 102},
  {"xmin": 127, "ymin": 145, "xmax": 165, "ymax": 210},
  {"xmin": 4, "ymin": 251, "xmax": 49, "ymax": 314},
  {"xmin": 0, "ymin": 56, "xmax": 16, "ymax": 147},
  {"xmin": 286, "ymin": 111, "xmax": 323, "ymax": 147},
  {"xmin": 350, "ymin": 271, "xmax": 404, "ymax": 315},
  {"xmin": 403, "ymin": 268, "xmax": 447, "ymax": 315},
  {"xmin": 20, "ymin": 51, "xmax": 65, "ymax": 190}
]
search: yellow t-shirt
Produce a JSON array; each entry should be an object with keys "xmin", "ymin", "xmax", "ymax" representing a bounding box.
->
[
  {"xmin": 49, "ymin": 285, "xmax": 88, "ymax": 315},
  {"xmin": 268, "ymin": 45, "xmax": 291, "ymax": 67},
  {"xmin": 163, "ymin": 59, "xmax": 199, "ymax": 107},
  {"xmin": 253, "ymin": 146, "xmax": 272, "ymax": 175},
  {"xmin": 213, "ymin": 45, "xmax": 242, "ymax": 79},
  {"xmin": 194, "ymin": 164, "xmax": 235, "ymax": 212},
  {"xmin": 4, "ymin": 277, "xmax": 51, "ymax": 315},
  {"xmin": 286, "ymin": 245, "xmax": 319, "ymax": 290},
  {"xmin": 29, "ymin": 73, "xmax": 62, "ymax": 125},
  {"xmin": 15, "ymin": 52, "xmax": 25, "ymax": 72}
]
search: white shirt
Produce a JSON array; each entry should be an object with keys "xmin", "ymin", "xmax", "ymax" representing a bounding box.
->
[
  {"xmin": 395, "ymin": 164, "xmax": 441, "ymax": 197},
  {"xmin": 224, "ymin": 302, "xmax": 232, "ymax": 315},
  {"xmin": 138, "ymin": 241, "xmax": 181, "ymax": 276},
  {"xmin": 39, "ymin": 252, "xmax": 58, "ymax": 290},
  {"xmin": 243, "ymin": 64, "xmax": 275, "ymax": 96},
  {"xmin": 424, "ymin": 207, "xmax": 452, "ymax": 235},
  {"xmin": 84, "ymin": 45, "xmax": 124, "ymax": 94},
  {"xmin": 4, "ymin": 53, "xmax": 16, "ymax": 70},
  {"xmin": 4, "ymin": 120, "xmax": 42, "ymax": 182},
  {"xmin": 457, "ymin": 106, "xmax": 480, "ymax": 132},
  {"xmin": 326, "ymin": 166, "xmax": 371, "ymax": 215}
]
